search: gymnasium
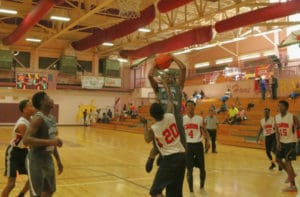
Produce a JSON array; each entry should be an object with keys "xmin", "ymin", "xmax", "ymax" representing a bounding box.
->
[{"xmin": 0, "ymin": 0, "xmax": 300, "ymax": 196}]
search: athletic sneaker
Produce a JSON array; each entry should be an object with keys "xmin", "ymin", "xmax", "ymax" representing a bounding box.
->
[
  {"xmin": 269, "ymin": 163, "xmax": 276, "ymax": 170},
  {"xmin": 145, "ymin": 158, "xmax": 154, "ymax": 173},
  {"xmin": 189, "ymin": 192, "xmax": 195, "ymax": 197},
  {"xmin": 199, "ymin": 188, "xmax": 208, "ymax": 196},
  {"xmin": 282, "ymin": 186, "xmax": 297, "ymax": 192},
  {"xmin": 212, "ymin": 151, "xmax": 218, "ymax": 154}
]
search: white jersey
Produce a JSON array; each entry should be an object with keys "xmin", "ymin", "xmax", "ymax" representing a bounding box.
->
[
  {"xmin": 260, "ymin": 117, "xmax": 275, "ymax": 136},
  {"xmin": 10, "ymin": 117, "xmax": 30, "ymax": 148},
  {"xmin": 151, "ymin": 113, "xmax": 185, "ymax": 156},
  {"xmin": 275, "ymin": 112, "xmax": 297, "ymax": 143},
  {"xmin": 183, "ymin": 115, "xmax": 203, "ymax": 143}
]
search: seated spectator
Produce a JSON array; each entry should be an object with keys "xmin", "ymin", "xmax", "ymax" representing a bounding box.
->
[
  {"xmin": 209, "ymin": 104, "xmax": 216, "ymax": 113},
  {"xmin": 192, "ymin": 91, "xmax": 201, "ymax": 102},
  {"xmin": 288, "ymin": 85, "xmax": 300, "ymax": 99},
  {"xmin": 236, "ymin": 107, "xmax": 247, "ymax": 123},
  {"xmin": 224, "ymin": 88, "xmax": 232, "ymax": 98},
  {"xmin": 247, "ymin": 103, "xmax": 254, "ymax": 111},
  {"xmin": 102, "ymin": 113, "xmax": 109, "ymax": 123},
  {"xmin": 107, "ymin": 109, "xmax": 113, "ymax": 119},
  {"xmin": 217, "ymin": 101, "xmax": 227, "ymax": 114},
  {"xmin": 226, "ymin": 104, "xmax": 239, "ymax": 124},
  {"xmin": 200, "ymin": 90, "xmax": 205, "ymax": 99}
]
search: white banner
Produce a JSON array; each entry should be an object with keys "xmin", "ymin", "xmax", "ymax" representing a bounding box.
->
[
  {"xmin": 104, "ymin": 77, "xmax": 122, "ymax": 88},
  {"xmin": 81, "ymin": 76, "xmax": 104, "ymax": 89}
]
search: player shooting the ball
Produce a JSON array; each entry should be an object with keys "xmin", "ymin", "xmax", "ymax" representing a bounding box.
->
[
  {"xmin": 142, "ymin": 77, "xmax": 186, "ymax": 197},
  {"xmin": 141, "ymin": 54, "xmax": 187, "ymax": 173}
]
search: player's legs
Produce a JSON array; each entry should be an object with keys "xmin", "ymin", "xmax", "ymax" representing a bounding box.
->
[
  {"xmin": 165, "ymin": 154, "xmax": 185, "ymax": 197},
  {"xmin": 186, "ymin": 143, "xmax": 195, "ymax": 193},
  {"xmin": 265, "ymin": 135, "xmax": 276, "ymax": 170},
  {"xmin": 146, "ymin": 146, "xmax": 159, "ymax": 173},
  {"xmin": 197, "ymin": 142, "xmax": 206, "ymax": 189},
  {"xmin": 1, "ymin": 177, "xmax": 16, "ymax": 197}
]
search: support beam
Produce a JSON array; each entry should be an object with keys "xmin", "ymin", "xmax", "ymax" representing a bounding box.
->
[{"xmin": 37, "ymin": 0, "xmax": 115, "ymax": 49}]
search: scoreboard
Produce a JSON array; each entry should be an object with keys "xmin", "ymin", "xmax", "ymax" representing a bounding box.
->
[{"xmin": 16, "ymin": 73, "xmax": 48, "ymax": 90}]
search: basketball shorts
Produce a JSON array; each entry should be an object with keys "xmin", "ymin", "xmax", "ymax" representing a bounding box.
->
[
  {"xmin": 26, "ymin": 151, "xmax": 56, "ymax": 196},
  {"xmin": 186, "ymin": 142, "xmax": 204, "ymax": 169},
  {"xmin": 4, "ymin": 145, "xmax": 28, "ymax": 177},
  {"xmin": 265, "ymin": 133, "xmax": 276, "ymax": 153},
  {"xmin": 276, "ymin": 142, "xmax": 296, "ymax": 161},
  {"xmin": 150, "ymin": 153, "xmax": 186, "ymax": 197}
]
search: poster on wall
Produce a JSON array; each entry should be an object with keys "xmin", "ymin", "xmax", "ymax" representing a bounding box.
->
[
  {"xmin": 16, "ymin": 73, "xmax": 48, "ymax": 90},
  {"xmin": 104, "ymin": 77, "xmax": 122, "ymax": 88},
  {"xmin": 81, "ymin": 76, "xmax": 104, "ymax": 89}
]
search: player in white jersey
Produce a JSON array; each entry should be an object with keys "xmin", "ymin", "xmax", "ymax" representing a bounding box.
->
[
  {"xmin": 256, "ymin": 108, "xmax": 277, "ymax": 170},
  {"xmin": 143, "ymin": 79, "xmax": 185, "ymax": 197},
  {"xmin": 183, "ymin": 100, "xmax": 210, "ymax": 196},
  {"xmin": 275, "ymin": 100, "xmax": 299, "ymax": 192},
  {"xmin": 2, "ymin": 100, "xmax": 35, "ymax": 197}
]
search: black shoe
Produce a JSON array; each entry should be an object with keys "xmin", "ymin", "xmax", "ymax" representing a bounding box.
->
[
  {"xmin": 145, "ymin": 158, "xmax": 154, "ymax": 173},
  {"xmin": 212, "ymin": 151, "xmax": 218, "ymax": 154},
  {"xmin": 279, "ymin": 166, "xmax": 283, "ymax": 171},
  {"xmin": 269, "ymin": 163, "xmax": 276, "ymax": 170}
]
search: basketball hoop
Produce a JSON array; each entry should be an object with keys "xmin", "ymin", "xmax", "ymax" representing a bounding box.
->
[{"xmin": 117, "ymin": 0, "xmax": 141, "ymax": 19}]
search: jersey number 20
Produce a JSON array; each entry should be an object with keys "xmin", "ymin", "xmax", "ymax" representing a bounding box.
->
[{"xmin": 162, "ymin": 123, "xmax": 180, "ymax": 144}]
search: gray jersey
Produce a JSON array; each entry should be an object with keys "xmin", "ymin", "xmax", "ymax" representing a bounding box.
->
[{"xmin": 29, "ymin": 111, "xmax": 57, "ymax": 154}]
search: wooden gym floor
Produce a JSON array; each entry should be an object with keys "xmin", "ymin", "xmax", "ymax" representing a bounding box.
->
[{"xmin": 1, "ymin": 126, "xmax": 300, "ymax": 197}]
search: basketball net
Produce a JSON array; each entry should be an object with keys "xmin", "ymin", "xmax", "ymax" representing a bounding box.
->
[{"xmin": 117, "ymin": 0, "xmax": 141, "ymax": 19}]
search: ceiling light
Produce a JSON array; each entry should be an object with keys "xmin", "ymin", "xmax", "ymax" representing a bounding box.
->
[
  {"xmin": 240, "ymin": 53, "xmax": 261, "ymax": 60},
  {"xmin": 263, "ymin": 50, "xmax": 276, "ymax": 57},
  {"xmin": 117, "ymin": 58, "xmax": 128, "ymax": 63},
  {"xmin": 173, "ymin": 49, "xmax": 191, "ymax": 55},
  {"xmin": 0, "ymin": 9, "xmax": 17, "ymax": 15},
  {"xmin": 50, "ymin": 15, "xmax": 70, "ymax": 22},
  {"xmin": 26, "ymin": 38, "xmax": 41, "ymax": 43},
  {"xmin": 102, "ymin": 42, "xmax": 114, "ymax": 46},
  {"xmin": 194, "ymin": 44, "xmax": 216, "ymax": 51},
  {"xmin": 219, "ymin": 37, "xmax": 246, "ymax": 45},
  {"xmin": 138, "ymin": 28, "xmax": 151, "ymax": 33},
  {"xmin": 216, "ymin": 57, "xmax": 233, "ymax": 65},
  {"xmin": 195, "ymin": 62, "xmax": 210, "ymax": 68}
]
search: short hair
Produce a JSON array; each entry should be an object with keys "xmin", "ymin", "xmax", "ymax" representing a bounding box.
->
[
  {"xmin": 279, "ymin": 100, "xmax": 289, "ymax": 109},
  {"xmin": 19, "ymin": 99, "xmax": 30, "ymax": 112},
  {"xmin": 185, "ymin": 100, "xmax": 196, "ymax": 107},
  {"xmin": 264, "ymin": 108, "xmax": 270, "ymax": 112},
  {"xmin": 150, "ymin": 103, "xmax": 164, "ymax": 121},
  {"xmin": 32, "ymin": 91, "xmax": 47, "ymax": 110}
]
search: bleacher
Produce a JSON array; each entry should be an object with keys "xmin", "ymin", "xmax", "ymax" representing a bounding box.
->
[{"xmin": 95, "ymin": 97, "xmax": 300, "ymax": 150}]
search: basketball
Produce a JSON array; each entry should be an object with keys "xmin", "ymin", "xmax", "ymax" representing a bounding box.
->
[{"xmin": 155, "ymin": 53, "xmax": 173, "ymax": 70}]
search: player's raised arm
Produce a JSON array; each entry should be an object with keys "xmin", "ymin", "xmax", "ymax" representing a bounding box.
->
[
  {"xmin": 161, "ymin": 79, "xmax": 174, "ymax": 114},
  {"xmin": 171, "ymin": 55, "xmax": 186, "ymax": 89},
  {"xmin": 23, "ymin": 116, "xmax": 62, "ymax": 147},
  {"xmin": 148, "ymin": 65, "xmax": 159, "ymax": 95},
  {"xmin": 140, "ymin": 117, "xmax": 154, "ymax": 143}
]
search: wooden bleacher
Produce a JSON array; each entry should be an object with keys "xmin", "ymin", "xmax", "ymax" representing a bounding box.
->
[{"xmin": 95, "ymin": 97, "xmax": 300, "ymax": 150}]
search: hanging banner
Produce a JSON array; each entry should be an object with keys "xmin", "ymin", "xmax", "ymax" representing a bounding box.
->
[
  {"xmin": 104, "ymin": 77, "xmax": 122, "ymax": 87},
  {"xmin": 81, "ymin": 76, "xmax": 104, "ymax": 89}
]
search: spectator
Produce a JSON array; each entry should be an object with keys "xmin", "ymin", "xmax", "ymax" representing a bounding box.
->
[
  {"xmin": 182, "ymin": 91, "xmax": 188, "ymax": 101},
  {"xmin": 123, "ymin": 104, "xmax": 127, "ymax": 114},
  {"xmin": 226, "ymin": 104, "xmax": 239, "ymax": 124},
  {"xmin": 89, "ymin": 109, "xmax": 93, "ymax": 126},
  {"xmin": 217, "ymin": 101, "xmax": 227, "ymax": 114},
  {"xmin": 205, "ymin": 110, "xmax": 219, "ymax": 153},
  {"xmin": 107, "ymin": 109, "xmax": 113, "ymax": 119},
  {"xmin": 236, "ymin": 106, "xmax": 247, "ymax": 123},
  {"xmin": 192, "ymin": 91, "xmax": 201, "ymax": 102},
  {"xmin": 83, "ymin": 109, "xmax": 87, "ymax": 126},
  {"xmin": 271, "ymin": 75, "xmax": 278, "ymax": 100},
  {"xmin": 209, "ymin": 104, "xmax": 216, "ymax": 113},
  {"xmin": 102, "ymin": 113, "xmax": 109, "ymax": 123},
  {"xmin": 200, "ymin": 90, "xmax": 205, "ymax": 100},
  {"xmin": 224, "ymin": 88, "xmax": 232, "ymax": 98},
  {"xmin": 258, "ymin": 76, "xmax": 266, "ymax": 100}
]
